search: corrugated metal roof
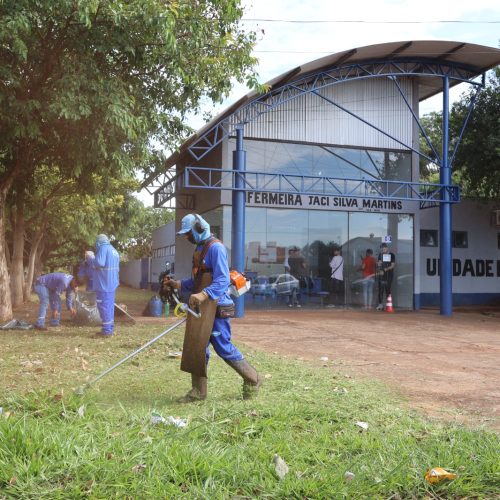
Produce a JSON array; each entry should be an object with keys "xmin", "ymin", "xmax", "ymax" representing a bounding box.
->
[{"xmin": 143, "ymin": 40, "xmax": 500, "ymax": 187}]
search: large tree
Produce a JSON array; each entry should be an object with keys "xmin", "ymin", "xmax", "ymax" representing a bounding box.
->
[
  {"xmin": 0, "ymin": 0, "xmax": 260, "ymax": 320},
  {"xmin": 450, "ymin": 69, "xmax": 500, "ymax": 198},
  {"xmin": 419, "ymin": 68, "xmax": 500, "ymax": 196}
]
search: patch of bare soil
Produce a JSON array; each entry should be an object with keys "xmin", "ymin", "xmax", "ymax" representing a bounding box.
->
[{"xmin": 231, "ymin": 308, "xmax": 500, "ymax": 430}]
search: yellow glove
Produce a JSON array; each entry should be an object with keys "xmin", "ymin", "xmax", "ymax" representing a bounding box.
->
[{"xmin": 189, "ymin": 290, "xmax": 209, "ymax": 308}]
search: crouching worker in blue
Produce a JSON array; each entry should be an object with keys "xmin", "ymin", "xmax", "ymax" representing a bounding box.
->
[
  {"xmin": 164, "ymin": 213, "xmax": 261, "ymax": 402},
  {"xmin": 86, "ymin": 234, "xmax": 120, "ymax": 337},
  {"xmin": 33, "ymin": 273, "xmax": 78, "ymax": 330}
]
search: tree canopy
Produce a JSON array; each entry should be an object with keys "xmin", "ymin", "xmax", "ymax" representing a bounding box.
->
[
  {"xmin": 419, "ymin": 68, "xmax": 500, "ymax": 198},
  {"xmin": 0, "ymin": 0, "xmax": 261, "ymax": 319}
]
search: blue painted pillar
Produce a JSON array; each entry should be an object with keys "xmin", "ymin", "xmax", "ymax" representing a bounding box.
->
[
  {"xmin": 232, "ymin": 125, "xmax": 246, "ymax": 318},
  {"xmin": 439, "ymin": 76, "xmax": 453, "ymax": 316}
]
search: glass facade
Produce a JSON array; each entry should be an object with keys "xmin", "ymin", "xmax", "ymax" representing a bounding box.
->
[
  {"xmin": 211, "ymin": 206, "xmax": 414, "ymax": 310},
  {"xmin": 203, "ymin": 138, "xmax": 415, "ymax": 310},
  {"xmin": 230, "ymin": 139, "xmax": 412, "ymax": 182}
]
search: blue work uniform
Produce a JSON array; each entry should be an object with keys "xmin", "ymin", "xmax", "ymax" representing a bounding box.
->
[
  {"xmin": 180, "ymin": 240, "xmax": 243, "ymax": 363},
  {"xmin": 34, "ymin": 273, "xmax": 75, "ymax": 327},
  {"xmin": 77, "ymin": 260, "xmax": 94, "ymax": 291},
  {"xmin": 89, "ymin": 239, "xmax": 120, "ymax": 335}
]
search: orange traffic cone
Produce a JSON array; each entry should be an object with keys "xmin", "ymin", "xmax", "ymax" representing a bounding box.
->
[{"xmin": 386, "ymin": 294, "xmax": 394, "ymax": 313}]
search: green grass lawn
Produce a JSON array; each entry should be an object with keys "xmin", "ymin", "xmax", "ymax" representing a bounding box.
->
[{"xmin": 1, "ymin": 289, "xmax": 499, "ymax": 498}]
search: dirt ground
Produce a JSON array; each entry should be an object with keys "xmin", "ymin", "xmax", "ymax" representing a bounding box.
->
[
  {"xmin": 9, "ymin": 299, "xmax": 500, "ymax": 430},
  {"xmin": 230, "ymin": 307, "xmax": 500, "ymax": 430}
]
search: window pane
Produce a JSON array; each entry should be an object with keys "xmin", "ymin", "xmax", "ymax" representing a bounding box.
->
[
  {"xmin": 420, "ymin": 230, "xmax": 438, "ymax": 247},
  {"xmin": 453, "ymin": 231, "xmax": 468, "ymax": 248}
]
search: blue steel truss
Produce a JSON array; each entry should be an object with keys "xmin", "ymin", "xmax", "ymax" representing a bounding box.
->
[
  {"xmin": 152, "ymin": 170, "xmax": 196, "ymax": 209},
  {"xmin": 187, "ymin": 58, "xmax": 483, "ymax": 162},
  {"xmin": 183, "ymin": 167, "xmax": 460, "ymax": 207}
]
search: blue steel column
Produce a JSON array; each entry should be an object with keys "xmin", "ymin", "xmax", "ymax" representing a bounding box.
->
[
  {"xmin": 232, "ymin": 125, "xmax": 246, "ymax": 318},
  {"xmin": 440, "ymin": 76, "xmax": 453, "ymax": 315}
]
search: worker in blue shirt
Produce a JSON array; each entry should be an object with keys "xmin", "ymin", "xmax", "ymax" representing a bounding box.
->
[
  {"xmin": 33, "ymin": 272, "xmax": 78, "ymax": 330},
  {"xmin": 77, "ymin": 250, "xmax": 94, "ymax": 291},
  {"xmin": 86, "ymin": 234, "xmax": 120, "ymax": 337},
  {"xmin": 164, "ymin": 213, "xmax": 261, "ymax": 402}
]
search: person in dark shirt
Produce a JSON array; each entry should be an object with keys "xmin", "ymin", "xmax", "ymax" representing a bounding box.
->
[{"xmin": 376, "ymin": 243, "xmax": 396, "ymax": 311}]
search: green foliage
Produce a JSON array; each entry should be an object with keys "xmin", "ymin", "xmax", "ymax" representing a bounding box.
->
[
  {"xmin": 1, "ymin": 301, "xmax": 498, "ymax": 498},
  {"xmin": 0, "ymin": 0, "xmax": 261, "ymax": 292},
  {"xmin": 23, "ymin": 171, "xmax": 140, "ymax": 271},
  {"xmin": 110, "ymin": 197, "xmax": 175, "ymax": 260},
  {"xmin": 419, "ymin": 69, "xmax": 500, "ymax": 198},
  {"xmin": 0, "ymin": 0, "xmax": 261, "ymax": 182},
  {"xmin": 451, "ymin": 70, "xmax": 500, "ymax": 198}
]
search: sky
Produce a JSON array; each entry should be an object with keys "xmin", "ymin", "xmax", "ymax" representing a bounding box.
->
[{"xmin": 138, "ymin": 0, "xmax": 500, "ymax": 205}]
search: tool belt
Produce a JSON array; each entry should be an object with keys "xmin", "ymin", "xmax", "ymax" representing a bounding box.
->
[{"xmin": 216, "ymin": 304, "xmax": 235, "ymax": 319}]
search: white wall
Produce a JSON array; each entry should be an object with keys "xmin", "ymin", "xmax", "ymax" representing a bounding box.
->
[
  {"xmin": 242, "ymin": 78, "xmax": 414, "ymax": 150},
  {"xmin": 151, "ymin": 221, "xmax": 176, "ymax": 287},
  {"xmin": 419, "ymin": 200, "xmax": 500, "ymax": 298},
  {"xmin": 120, "ymin": 260, "xmax": 143, "ymax": 288}
]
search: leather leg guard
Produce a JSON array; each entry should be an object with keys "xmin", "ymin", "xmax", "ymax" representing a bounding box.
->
[
  {"xmin": 225, "ymin": 359, "xmax": 262, "ymax": 400},
  {"xmin": 177, "ymin": 374, "xmax": 207, "ymax": 403}
]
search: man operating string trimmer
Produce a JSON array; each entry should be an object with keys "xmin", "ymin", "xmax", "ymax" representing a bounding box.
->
[{"xmin": 163, "ymin": 213, "xmax": 261, "ymax": 402}]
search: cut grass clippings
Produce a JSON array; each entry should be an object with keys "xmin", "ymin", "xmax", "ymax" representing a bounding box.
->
[{"xmin": 0, "ymin": 291, "xmax": 499, "ymax": 498}]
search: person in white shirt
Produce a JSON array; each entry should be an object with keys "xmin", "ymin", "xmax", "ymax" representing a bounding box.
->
[{"xmin": 328, "ymin": 247, "xmax": 344, "ymax": 307}]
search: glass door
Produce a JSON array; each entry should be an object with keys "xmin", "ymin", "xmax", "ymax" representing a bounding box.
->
[{"xmin": 348, "ymin": 212, "xmax": 414, "ymax": 309}]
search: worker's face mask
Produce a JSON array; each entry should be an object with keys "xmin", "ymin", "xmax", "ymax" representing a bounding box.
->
[{"xmin": 186, "ymin": 231, "xmax": 197, "ymax": 245}]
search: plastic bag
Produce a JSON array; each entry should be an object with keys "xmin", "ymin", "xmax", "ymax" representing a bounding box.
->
[
  {"xmin": 74, "ymin": 291, "xmax": 101, "ymax": 325},
  {"xmin": 0, "ymin": 319, "xmax": 34, "ymax": 330}
]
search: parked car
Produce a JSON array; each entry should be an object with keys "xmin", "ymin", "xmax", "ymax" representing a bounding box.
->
[
  {"xmin": 250, "ymin": 276, "xmax": 274, "ymax": 296},
  {"xmin": 267, "ymin": 273, "xmax": 300, "ymax": 295}
]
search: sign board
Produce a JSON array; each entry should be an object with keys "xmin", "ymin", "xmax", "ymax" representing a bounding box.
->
[{"xmin": 245, "ymin": 191, "xmax": 419, "ymax": 213}]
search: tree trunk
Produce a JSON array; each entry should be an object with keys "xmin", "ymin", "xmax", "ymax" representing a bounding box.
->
[
  {"xmin": 5, "ymin": 229, "xmax": 11, "ymax": 270},
  {"xmin": 24, "ymin": 220, "xmax": 46, "ymax": 302},
  {"xmin": 0, "ymin": 190, "xmax": 13, "ymax": 321},
  {"xmin": 11, "ymin": 189, "xmax": 26, "ymax": 307},
  {"xmin": 34, "ymin": 241, "xmax": 45, "ymax": 283}
]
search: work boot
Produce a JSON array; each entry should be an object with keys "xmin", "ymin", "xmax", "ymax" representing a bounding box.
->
[
  {"xmin": 225, "ymin": 359, "xmax": 262, "ymax": 400},
  {"xmin": 177, "ymin": 374, "xmax": 207, "ymax": 403}
]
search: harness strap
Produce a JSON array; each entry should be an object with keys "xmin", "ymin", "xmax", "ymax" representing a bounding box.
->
[{"xmin": 192, "ymin": 237, "xmax": 221, "ymax": 279}]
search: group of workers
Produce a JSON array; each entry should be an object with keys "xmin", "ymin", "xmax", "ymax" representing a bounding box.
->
[
  {"xmin": 30, "ymin": 213, "xmax": 399, "ymax": 403},
  {"xmin": 33, "ymin": 234, "xmax": 120, "ymax": 337},
  {"xmin": 31, "ymin": 215, "xmax": 261, "ymax": 402}
]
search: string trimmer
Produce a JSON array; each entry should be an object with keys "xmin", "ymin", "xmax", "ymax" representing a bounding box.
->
[{"xmin": 74, "ymin": 295, "xmax": 200, "ymax": 396}]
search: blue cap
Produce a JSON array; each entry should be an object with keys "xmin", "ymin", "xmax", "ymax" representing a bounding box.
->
[
  {"xmin": 177, "ymin": 214, "xmax": 196, "ymax": 235},
  {"xmin": 177, "ymin": 214, "xmax": 211, "ymax": 243}
]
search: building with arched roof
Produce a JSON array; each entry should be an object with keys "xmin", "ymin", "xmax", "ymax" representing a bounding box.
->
[{"xmin": 144, "ymin": 40, "xmax": 500, "ymax": 316}]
